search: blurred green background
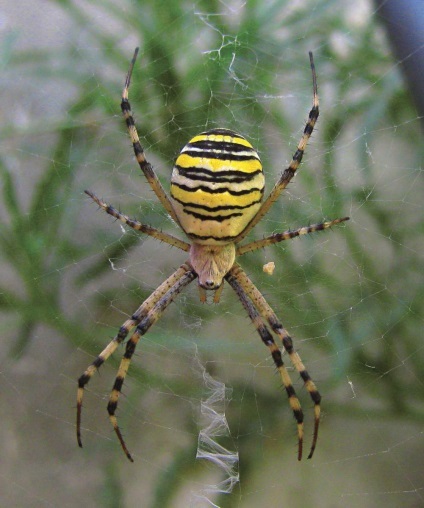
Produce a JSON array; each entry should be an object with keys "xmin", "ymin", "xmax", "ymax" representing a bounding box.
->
[{"xmin": 1, "ymin": 1, "xmax": 423, "ymax": 507}]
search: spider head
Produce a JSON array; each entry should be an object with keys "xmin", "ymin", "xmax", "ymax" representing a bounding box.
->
[{"xmin": 189, "ymin": 243, "xmax": 236, "ymax": 290}]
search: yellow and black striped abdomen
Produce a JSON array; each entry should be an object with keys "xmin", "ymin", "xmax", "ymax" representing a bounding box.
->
[{"xmin": 170, "ymin": 129, "xmax": 264, "ymax": 244}]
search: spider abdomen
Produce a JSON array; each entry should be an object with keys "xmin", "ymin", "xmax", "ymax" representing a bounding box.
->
[{"xmin": 170, "ymin": 128, "xmax": 265, "ymax": 244}]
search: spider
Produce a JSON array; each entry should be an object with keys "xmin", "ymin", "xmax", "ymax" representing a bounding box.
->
[{"xmin": 77, "ymin": 47, "xmax": 349, "ymax": 462}]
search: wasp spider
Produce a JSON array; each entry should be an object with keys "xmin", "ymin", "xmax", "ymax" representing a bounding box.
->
[{"xmin": 77, "ymin": 48, "xmax": 349, "ymax": 462}]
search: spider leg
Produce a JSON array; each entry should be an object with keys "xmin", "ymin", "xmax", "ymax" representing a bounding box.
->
[
  {"xmin": 236, "ymin": 217, "xmax": 349, "ymax": 256},
  {"xmin": 235, "ymin": 52, "xmax": 319, "ymax": 243},
  {"xmin": 121, "ymin": 48, "xmax": 180, "ymax": 226},
  {"xmin": 107, "ymin": 263, "xmax": 197, "ymax": 461},
  {"xmin": 76, "ymin": 263, "xmax": 194, "ymax": 450},
  {"xmin": 85, "ymin": 190, "xmax": 190, "ymax": 252},
  {"xmin": 226, "ymin": 269, "xmax": 305, "ymax": 460},
  {"xmin": 226, "ymin": 263, "xmax": 321, "ymax": 460}
]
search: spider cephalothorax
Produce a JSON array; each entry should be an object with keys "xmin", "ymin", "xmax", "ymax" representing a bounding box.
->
[{"xmin": 77, "ymin": 48, "xmax": 349, "ymax": 462}]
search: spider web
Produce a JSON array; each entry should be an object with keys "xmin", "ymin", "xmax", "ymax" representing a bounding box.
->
[{"xmin": 1, "ymin": 0, "xmax": 423, "ymax": 507}]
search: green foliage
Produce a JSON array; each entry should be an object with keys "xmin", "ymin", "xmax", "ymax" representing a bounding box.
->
[{"xmin": 1, "ymin": 0, "xmax": 422, "ymax": 506}]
